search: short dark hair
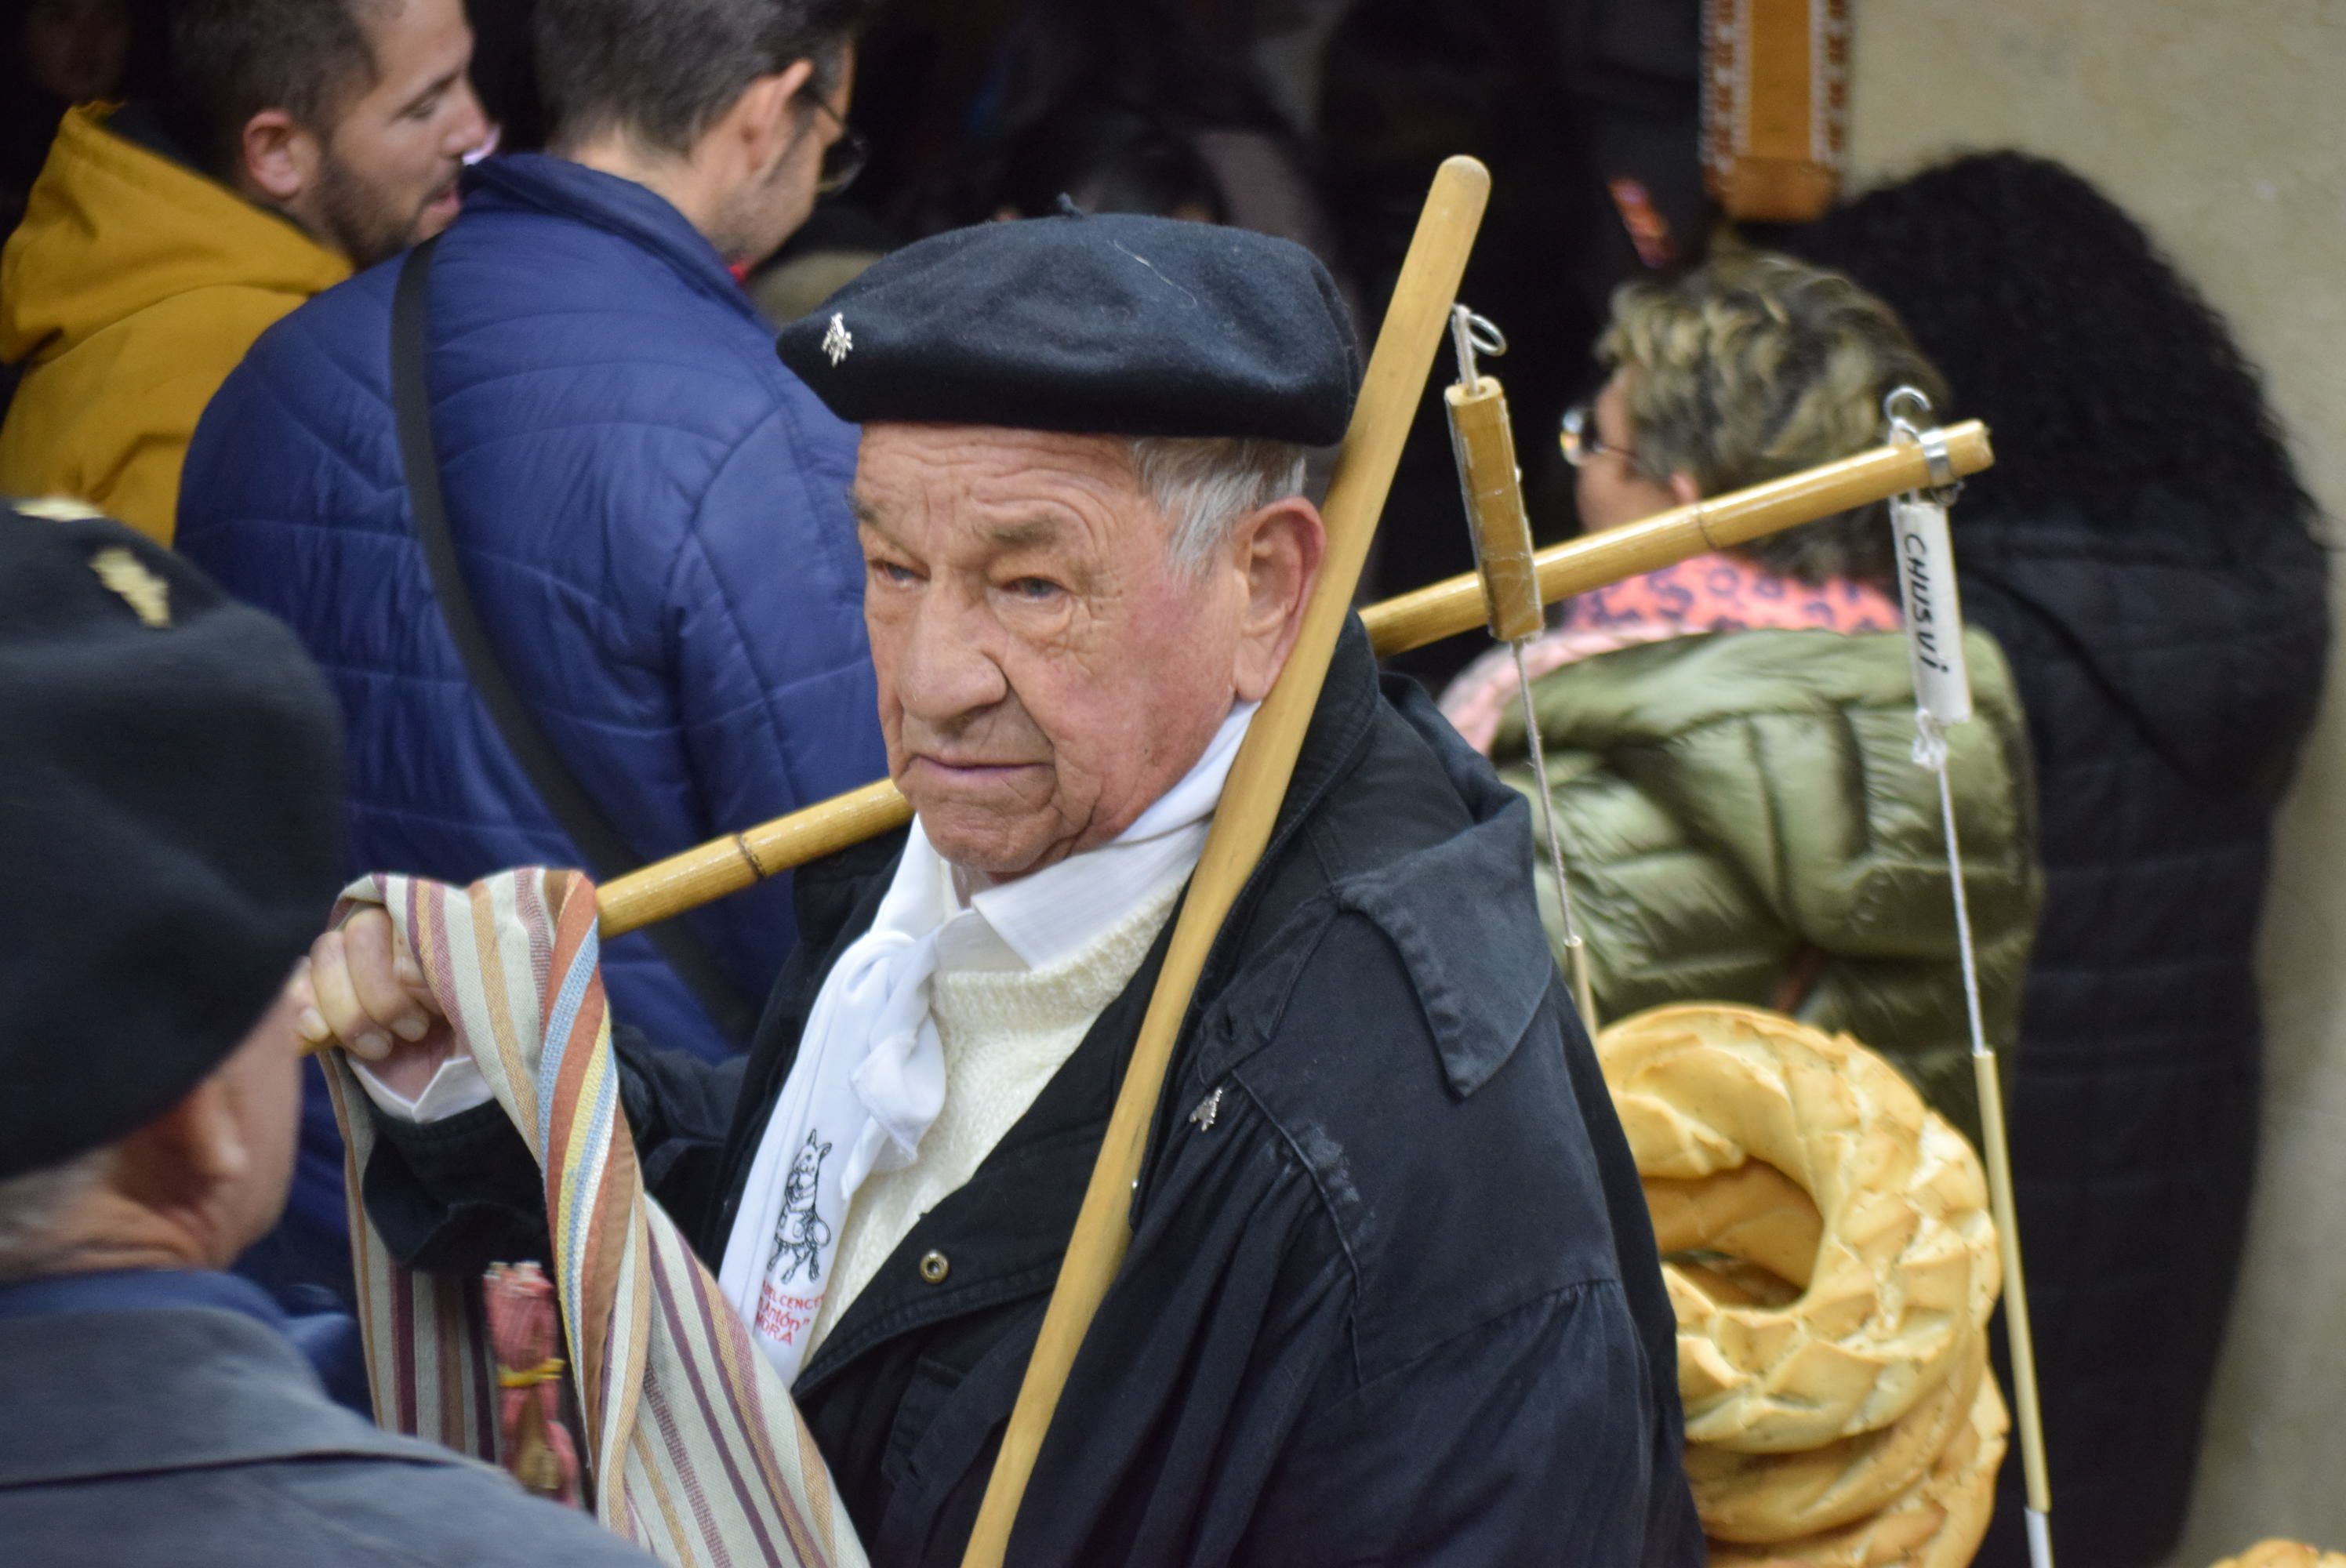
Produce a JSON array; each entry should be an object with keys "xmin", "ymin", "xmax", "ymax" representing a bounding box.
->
[
  {"xmin": 535, "ymin": 0, "xmax": 872, "ymax": 156},
  {"xmin": 155, "ymin": 0, "xmax": 386, "ymax": 183}
]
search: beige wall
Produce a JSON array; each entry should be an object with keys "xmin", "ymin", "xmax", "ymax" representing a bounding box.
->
[{"xmin": 1841, "ymin": 2, "xmax": 2346, "ymax": 1561}]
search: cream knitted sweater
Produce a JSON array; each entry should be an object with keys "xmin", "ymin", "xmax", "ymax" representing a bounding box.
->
[{"xmin": 806, "ymin": 880, "xmax": 1182, "ymax": 1354}]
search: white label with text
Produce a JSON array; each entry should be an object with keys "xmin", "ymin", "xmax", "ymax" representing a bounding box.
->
[{"xmin": 1890, "ymin": 495, "xmax": 1973, "ymax": 727}]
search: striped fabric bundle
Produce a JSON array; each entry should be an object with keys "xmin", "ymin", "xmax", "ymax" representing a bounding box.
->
[{"xmin": 321, "ymin": 869, "xmax": 867, "ymax": 1568}]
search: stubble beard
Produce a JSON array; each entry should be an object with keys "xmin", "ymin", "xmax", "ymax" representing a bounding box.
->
[{"xmin": 314, "ymin": 150, "xmax": 442, "ymax": 268}]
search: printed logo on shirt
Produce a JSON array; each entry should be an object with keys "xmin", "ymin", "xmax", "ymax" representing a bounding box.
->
[
  {"xmin": 756, "ymin": 1287, "xmax": 823, "ymax": 1345},
  {"xmin": 767, "ymin": 1130, "xmax": 833, "ymax": 1285}
]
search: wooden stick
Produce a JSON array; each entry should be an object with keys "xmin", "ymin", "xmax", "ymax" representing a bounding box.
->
[
  {"xmin": 1362, "ymin": 419, "xmax": 1993, "ymax": 656},
  {"xmin": 954, "ymin": 154, "xmax": 1493, "ymax": 1566},
  {"xmin": 598, "ymin": 779, "xmax": 910, "ymax": 942},
  {"xmin": 583, "ymin": 418, "xmax": 1992, "ymax": 941},
  {"xmin": 1978, "ymin": 1028, "xmax": 2056, "ymax": 1545},
  {"xmin": 288, "ymin": 417, "xmax": 1994, "ymax": 1033}
]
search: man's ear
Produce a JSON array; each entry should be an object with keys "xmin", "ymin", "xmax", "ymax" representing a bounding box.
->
[
  {"xmin": 111, "ymin": 1076, "xmax": 247, "ymax": 1217},
  {"xmin": 731, "ymin": 59, "xmax": 816, "ymax": 172},
  {"xmin": 1228, "ymin": 497, "xmax": 1327, "ymax": 703},
  {"xmin": 1667, "ymin": 471, "xmax": 1701, "ymax": 509},
  {"xmin": 239, "ymin": 109, "xmax": 321, "ymax": 206}
]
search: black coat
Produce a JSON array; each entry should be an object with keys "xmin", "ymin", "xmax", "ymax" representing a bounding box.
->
[
  {"xmin": 369, "ymin": 621, "xmax": 1702, "ymax": 1567},
  {"xmin": 1957, "ymin": 498, "xmax": 2328, "ymax": 1568}
]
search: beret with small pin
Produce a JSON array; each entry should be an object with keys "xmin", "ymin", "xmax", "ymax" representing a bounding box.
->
[
  {"xmin": 777, "ymin": 206, "xmax": 1361, "ymax": 446},
  {"xmin": 0, "ymin": 500, "xmax": 344, "ymax": 1180}
]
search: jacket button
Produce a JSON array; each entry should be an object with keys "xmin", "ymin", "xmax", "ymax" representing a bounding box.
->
[{"xmin": 919, "ymin": 1250, "xmax": 950, "ymax": 1285}]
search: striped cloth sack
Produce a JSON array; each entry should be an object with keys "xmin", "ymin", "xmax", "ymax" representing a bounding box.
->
[{"xmin": 320, "ymin": 868, "xmax": 868, "ymax": 1568}]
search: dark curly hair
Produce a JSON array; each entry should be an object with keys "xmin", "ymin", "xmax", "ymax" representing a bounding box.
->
[{"xmin": 1757, "ymin": 151, "xmax": 2318, "ymax": 549}]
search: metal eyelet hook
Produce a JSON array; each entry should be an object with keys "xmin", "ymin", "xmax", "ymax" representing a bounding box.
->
[
  {"xmin": 1449, "ymin": 306, "xmax": 1508, "ymax": 393},
  {"xmin": 1883, "ymin": 383, "xmax": 1934, "ymax": 437},
  {"xmin": 1883, "ymin": 383, "xmax": 1961, "ymax": 502}
]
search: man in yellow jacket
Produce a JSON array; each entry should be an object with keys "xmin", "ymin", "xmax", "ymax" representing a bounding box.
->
[{"xmin": 0, "ymin": 0, "xmax": 488, "ymax": 544}]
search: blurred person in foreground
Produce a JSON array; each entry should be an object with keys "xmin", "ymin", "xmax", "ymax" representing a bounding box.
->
[
  {"xmin": 0, "ymin": 500, "xmax": 656, "ymax": 1567},
  {"xmin": 0, "ymin": 0, "xmax": 487, "ymax": 541},
  {"xmin": 1770, "ymin": 151, "xmax": 2331, "ymax": 1568},
  {"xmin": 296, "ymin": 212, "xmax": 1702, "ymax": 1566},
  {"xmin": 177, "ymin": 0, "xmax": 890, "ymax": 1301},
  {"xmin": 1441, "ymin": 251, "xmax": 2043, "ymax": 1142}
]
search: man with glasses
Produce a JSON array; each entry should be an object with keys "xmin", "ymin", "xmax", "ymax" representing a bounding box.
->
[{"xmin": 175, "ymin": 0, "xmax": 888, "ymax": 1304}]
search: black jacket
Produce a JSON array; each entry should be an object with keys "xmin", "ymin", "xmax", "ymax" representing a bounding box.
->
[
  {"xmin": 1957, "ymin": 498, "xmax": 2328, "ymax": 1568},
  {"xmin": 368, "ymin": 621, "xmax": 1702, "ymax": 1567}
]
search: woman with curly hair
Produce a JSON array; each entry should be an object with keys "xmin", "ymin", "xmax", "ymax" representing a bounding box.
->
[
  {"xmin": 1441, "ymin": 249, "xmax": 2043, "ymax": 1142},
  {"xmin": 1770, "ymin": 151, "xmax": 2331, "ymax": 1568}
]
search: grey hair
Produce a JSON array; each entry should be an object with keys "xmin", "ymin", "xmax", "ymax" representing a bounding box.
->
[
  {"xmin": 1130, "ymin": 437, "xmax": 1311, "ymax": 573},
  {"xmin": 0, "ymin": 1148, "xmax": 112, "ymax": 1282},
  {"xmin": 1600, "ymin": 248, "xmax": 1949, "ymax": 589}
]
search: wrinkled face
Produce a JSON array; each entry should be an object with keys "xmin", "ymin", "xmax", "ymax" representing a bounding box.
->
[
  {"xmin": 1574, "ymin": 372, "xmax": 1684, "ymax": 532},
  {"xmin": 312, "ymin": 0, "xmax": 485, "ymax": 264},
  {"xmin": 853, "ymin": 426, "xmax": 1251, "ymax": 880}
]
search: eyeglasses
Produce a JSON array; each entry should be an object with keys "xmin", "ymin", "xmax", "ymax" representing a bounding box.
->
[
  {"xmin": 1559, "ymin": 401, "xmax": 1636, "ymax": 470},
  {"xmin": 805, "ymin": 96, "xmax": 868, "ymax": 198}
]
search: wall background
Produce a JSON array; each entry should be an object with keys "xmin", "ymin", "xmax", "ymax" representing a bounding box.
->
[{"xmin": 1839, "ymin": 2, "xmax": 2346, "ymax": 1560}]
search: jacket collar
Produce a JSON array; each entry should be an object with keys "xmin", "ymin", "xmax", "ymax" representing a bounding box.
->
[
  {"xmin": 1324, "ymin": 707, "xmax": 1560, "ymax": 1096},
  {"xmin": 0, "ymin": 1267, "xmax": 286, "ymax": 1330},
  {"xmin": 1189, "ymin": 638, "xmax": 1560, "ymax": 1098},
  {"xmin": 462, "ymin": 153, "xmax": 757, "ymax": 322},
  {"xmin": 0, "ymin": 105, "xmax": 350, "ymax": 365},
  {"xmin": 0, "ymin": 1300, "xmax": 475, "ymax": 1486}
]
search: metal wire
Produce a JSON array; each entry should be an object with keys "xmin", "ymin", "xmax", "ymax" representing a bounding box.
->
[
  {"xmin": 1513, "ymin": 641, "xmax": 1599, "ymax": 1032},
  {"xmin": 1892, "ymin": 378, "xmax": 2053, "ymax": 1567}
]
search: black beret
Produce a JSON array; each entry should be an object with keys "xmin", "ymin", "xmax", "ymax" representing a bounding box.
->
[
  {"xmin": 777, "ymin": 209, "xmax": 1360, "ymax": 445},
  {"xmin": 0, "ymin": 502, "xmax": 343, "ymax": 1180}
]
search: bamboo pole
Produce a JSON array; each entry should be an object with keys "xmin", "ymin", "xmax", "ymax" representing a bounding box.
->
[
  {"xmin": 1364, "ymin": 419, "xmax": 1992, "ymax": 655},
  {"xmin": 583, "ymin": 418, "xmax": 1992, "ymax": 941},
  {"xmin": 956, "ymin": 153, "xmax": 1494, "ymax": 1568}
]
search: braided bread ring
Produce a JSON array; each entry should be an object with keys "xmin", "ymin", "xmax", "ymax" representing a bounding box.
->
[
  {"xmin": 1708, "ymin": 1375, "xmax": 2007, "ymax": 1568},
  {"xmin": 1647, "ymin": 1162, "xmax": 1823, "ymax": 1290},
  {"xmin": 1597, "ymin": 1004, "xmax": 1999, "ymax": 1451},
  {"xmin": 2212, "ymin": 1545, "xmax": 2346, "ymax": 1568},
  {"xmin": 1690, "ymin": 1338, "xmax": 1987, "ymax": 1543}
]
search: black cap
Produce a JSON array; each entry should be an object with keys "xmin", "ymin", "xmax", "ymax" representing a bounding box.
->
[
  {"xmin": 776, "ymin": 209, "xmax": 1360, "ymax": 445},
  {"xmin": 0, "ymin": 501, "xmax": 344, "ymax": 1179}
]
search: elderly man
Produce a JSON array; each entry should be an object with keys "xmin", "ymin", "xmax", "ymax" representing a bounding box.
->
[
  {"xmin": 307, "ymin": 212, "xmax": 1701, "ymax": 1566},
  {"xmin": 0, "ymin": 503, "xmax": 658, "ymax": 1565}
]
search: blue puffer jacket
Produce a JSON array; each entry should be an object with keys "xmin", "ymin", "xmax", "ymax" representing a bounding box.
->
[{"xmin": 179, "ymin": 155, "xmax": 886, "ymax": 1278}]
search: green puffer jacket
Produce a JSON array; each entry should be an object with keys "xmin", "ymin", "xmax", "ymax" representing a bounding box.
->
[{"xmin": 1487, "ymin": 626, "xmax": 2043, "ymax": 1139}]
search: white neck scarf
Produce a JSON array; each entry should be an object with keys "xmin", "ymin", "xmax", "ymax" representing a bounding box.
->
[{"xmin": 719, "ymin": 702, "xmax": 1255, "ymax": 1382}]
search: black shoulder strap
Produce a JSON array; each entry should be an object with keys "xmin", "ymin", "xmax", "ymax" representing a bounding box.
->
[{"xmin": 391, "ymin": 238, "xmax": 755, "ymax": 1043}]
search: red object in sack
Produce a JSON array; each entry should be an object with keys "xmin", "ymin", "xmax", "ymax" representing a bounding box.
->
[{"xmin": 485, "ymin": 1261, "xmax": 583, "ymax": 1506}]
